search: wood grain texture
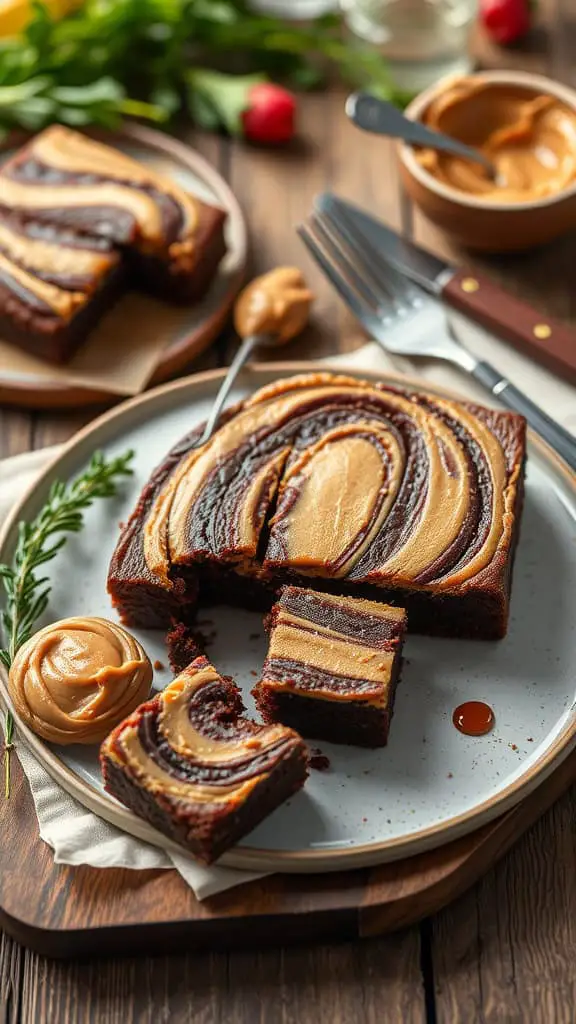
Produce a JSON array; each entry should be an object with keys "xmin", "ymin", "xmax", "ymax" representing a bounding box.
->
[
  {"xmin": 17, "ymin": 932, "xmax": 425, "ymax": 1024},
  {"xmin": 0, "ymin": 745, "xmax": 573, "ymax": 958},
  {"xmin": 431, "ymin": 789, "xmax": 576, "ymax": 1024}
]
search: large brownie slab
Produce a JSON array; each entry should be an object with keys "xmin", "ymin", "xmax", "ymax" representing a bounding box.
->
[{"xmin": 108, "ymin": 373, "xmax": 526, "ymax": 640}]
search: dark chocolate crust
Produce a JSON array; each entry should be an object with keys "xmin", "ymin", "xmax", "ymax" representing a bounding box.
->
[{"xmin": 100, "ymin": 656, "xmax": 308, "ymax": 863}]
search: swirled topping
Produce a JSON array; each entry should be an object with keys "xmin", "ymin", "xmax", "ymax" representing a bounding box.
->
[
  {"xmin": 139, "ymin": 372, "xmax": 525, "ymax": 596},
  {"xmin": 0, "ymin": 126, "xmax": 200, "ymax": 266},
  {"xmin": 101, "ymin": 657, "xmax": 306, "ymax": 805},
  {"xmin": 8, "ymin": 616, "xmax": 152, "ymax": 745},
  {"xmin": 234, "ymin": 267, "xmax": 314, "ymax": 342},
  {"xmin": 257, "ymin": 587, "xmax": 407, "ymax": 707}
]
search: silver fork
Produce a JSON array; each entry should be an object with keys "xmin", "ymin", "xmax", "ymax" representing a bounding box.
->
[{"xmin": 297, "ymin": 204, "xmax": 576, "ymax": 472}]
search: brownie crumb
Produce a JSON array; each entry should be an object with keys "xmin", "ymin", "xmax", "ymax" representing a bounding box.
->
[
  {"xmin": 447, "ymin": 772, "xmax": 453, "ymax": 779},
  {"xmin": 250, "ymin": 670, "xmax": 258, "ymax": 678},
  {"xmin": 153, "ymin": 659, "xmax": 165, "ymax": 671},
  {"xmin": 165, "ymin": 621, "xmax": 204, "ymax": 674},
  {"xmin": 511, "ymin": 743, "xmax": 518, "ymax": 751},
  {"xmin": 308, "ymin": 747, "xmax": 331, "ymax": 772},
  {"xmin": 527, "ymin": 737, "xmax": 533, "ymax": 742}
]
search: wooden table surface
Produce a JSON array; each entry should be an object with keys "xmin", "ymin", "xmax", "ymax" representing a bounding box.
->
[{"xmin": 1, "ymin": 7, "xmax": 575, "ymax": 1021}]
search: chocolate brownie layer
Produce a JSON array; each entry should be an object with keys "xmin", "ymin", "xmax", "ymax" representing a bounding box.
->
[
  {"xmin": 253, "ymin": 588, "xmax": 407, "ymax": 747},
  {"xmin": 0, "ymin": 211, "xmax": 123, "ymax": 362},
  {"xmin": 108, "ymin": 373, "xmax": 526, "ymax": 639},
  {"xmin": 100, "ymin": 656, "xmax": 308, "ymax": 864},
  {"xmin": 1, "ymin": 125, "xmax": 227, "ymax": 298}
]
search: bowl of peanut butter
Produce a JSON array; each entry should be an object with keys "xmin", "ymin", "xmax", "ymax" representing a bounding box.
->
[{"xmin": 399, "ymin": 71, "xmax": 576, "ymax": 252}]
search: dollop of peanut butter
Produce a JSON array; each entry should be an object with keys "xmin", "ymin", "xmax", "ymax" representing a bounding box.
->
[
  {"xmin": 417, "ymin": 79, "xmax": 576, "ymax": 202},
  {"xmin": 234, "ymin": 267, "xmax": 314, "ymax": 343},
  {"xmin": 8, "ymin": 616, "xmax": 152, "ymax": 745}
]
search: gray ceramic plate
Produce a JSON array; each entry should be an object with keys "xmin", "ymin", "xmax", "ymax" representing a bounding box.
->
[{"xmin": 0, "ymin": 364, "xmax": 574, "ymax": 873}]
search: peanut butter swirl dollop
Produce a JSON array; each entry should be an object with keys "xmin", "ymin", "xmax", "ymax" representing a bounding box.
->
[
  {"xmin": 8, "ymin": 616, "xmax": 152, "ymax": 745},
  {"xmin": 234, "ymin": 267, "xmax": 314, "ymax": 343},
  {"xmin": 418, "ymin": 79, "xmax": 576, "ymax": 202}
]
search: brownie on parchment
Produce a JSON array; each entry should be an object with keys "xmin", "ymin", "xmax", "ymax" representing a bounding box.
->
[
  {"xmin": 0, "ymin": 125, "xmax": 227, "ymax": 361},
  {"xmin": 0, "ymin": 210, "xmax": 124, "ymax": 363}
]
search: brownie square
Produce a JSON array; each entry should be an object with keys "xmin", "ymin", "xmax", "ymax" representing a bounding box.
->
[
  {"xmin": 100, "ymin": 656, "xmax": 308, "ymax": 864},
  {"xmin": 253, "ymin": 587, "xmax": 407, "ymax": 748},
  {"xmin": 0, "ymin": 211, "xmax": 123, "ymax": 363}
]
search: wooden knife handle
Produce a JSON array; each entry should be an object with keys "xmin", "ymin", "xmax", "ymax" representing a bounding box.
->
[{"xmin": 443, "ymin": 269, "xmax": 576, "ymax": 384}]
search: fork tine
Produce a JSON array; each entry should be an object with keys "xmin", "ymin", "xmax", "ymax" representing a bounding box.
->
[
  {"xmin": 297, "ymin": 219, "xmax": 384, "ymax": 336},
  {"xmin": 317, "ymin": 193, "xmax": 422, "ymax": 309},
  {"xmin": 309, "ymin": 211, "xmax": 394, "ymax": 319}
]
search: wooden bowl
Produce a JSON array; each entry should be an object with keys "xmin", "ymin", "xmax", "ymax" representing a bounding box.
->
[{"xmin": 398, "ymin": 70, "xmax": 576, "ymax": 253}]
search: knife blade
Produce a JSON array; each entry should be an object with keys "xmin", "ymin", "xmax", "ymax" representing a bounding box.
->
[{"xmin": 315, "ymin": 192, "xmax": 576, "ymax": 384}]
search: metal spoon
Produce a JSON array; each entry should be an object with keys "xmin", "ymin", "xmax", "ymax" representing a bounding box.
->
[
  {"xmin": 191, "ymin": 267, "xmax": 314, "ymax": 450},
  {"xmin": 346, "ymin": 92, "xmax": 498, "ymax": 181}
]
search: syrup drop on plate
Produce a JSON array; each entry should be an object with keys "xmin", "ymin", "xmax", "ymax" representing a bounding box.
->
[{"xmin": 452, "ymin": 701, "xmax": 495, "ymax": 736}]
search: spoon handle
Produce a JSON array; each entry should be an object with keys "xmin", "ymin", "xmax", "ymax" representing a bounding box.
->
[
  {"xmin": 346, "ymin": 92, "xmax": 495, "ymax": 176},
  {"xmin": 193, "ymin": 334, "xmax": 268, "ymax": 449}
]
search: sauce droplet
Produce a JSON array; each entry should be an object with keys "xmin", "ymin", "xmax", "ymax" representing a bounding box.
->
[{"xmin": 452, "ymin": 701, "xmax": 495, "ymax": 737}]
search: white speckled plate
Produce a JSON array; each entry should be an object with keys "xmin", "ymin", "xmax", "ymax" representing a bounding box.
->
[{"xmin": 0, "ymin": 364, "xmax": 574, "ymax": 873}]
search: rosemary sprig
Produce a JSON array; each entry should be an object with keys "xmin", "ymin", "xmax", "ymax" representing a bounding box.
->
[{"xmin": 0, "ymin": 448, "xmax": 135, "ymax": 795}]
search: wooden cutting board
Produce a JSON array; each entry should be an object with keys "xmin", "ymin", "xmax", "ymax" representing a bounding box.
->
[{"xmin": 1, "ymin": 749, "xmax": 573, "ymax": 958}]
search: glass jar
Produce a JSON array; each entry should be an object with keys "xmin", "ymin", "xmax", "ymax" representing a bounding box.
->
[
  {"xmin": 249, "ymin": 1, "xmax": 338, "ymax": 16},
  {"xmin": 341, "ymin": 0, "xmax": 478, "ymax": 92}
]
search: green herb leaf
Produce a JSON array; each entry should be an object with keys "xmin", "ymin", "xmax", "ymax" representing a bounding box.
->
[
  {"xmin": 0, "ymin": 448, "xmax": 135, "ymax": 797},
  {"xmin": 187, "ymin": 69, "xmax": 266, "ymax": 135}
]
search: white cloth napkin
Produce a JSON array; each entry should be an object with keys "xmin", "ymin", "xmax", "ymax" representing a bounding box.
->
[{"xmin": 1, "ymin": 331, "xmax": 574, "ymax": 900}]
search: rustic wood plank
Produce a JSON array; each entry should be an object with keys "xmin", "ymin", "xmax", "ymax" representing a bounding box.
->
[
  {"xmin": 19, "ymin": 932, "xmax": 425, "ymax": 1024},
  {"xmin": 226, "ymin": 87, "xmax": 401, "ymax": 362},
  {"xmin": 0, "ymin": 410, "xmax": 33, "ymax": 459},
  {"xmin": 431, "ymin": 788, "xmax": 576, "ymax": 1024},
  {"xmin": 0, "ymin": 932, "xmax": 23, "ymax": 1024}
]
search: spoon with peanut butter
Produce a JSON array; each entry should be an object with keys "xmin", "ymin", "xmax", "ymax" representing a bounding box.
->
[
  {"xmin": 347, "ymin": 92, "xmax": 499, "ymax": 182},
  {"xmin": 191, "ymin": 267, "xmax": 314, "ymax": 449}
]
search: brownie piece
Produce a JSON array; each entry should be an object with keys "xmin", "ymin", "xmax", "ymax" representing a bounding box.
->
[
  {"xmin": 0, "ymin": 125, "xmax": 227, "ymax": 301},
  {"xmin": 165, "ymin": 620, "xmax": 204, "ymax": 675},
  {"xmin": 100, "ymin": 656, "xmax": 308, "ymax": 864},
  {"xmin": 0, "ymin": 211, "xmax": 123, "ymax": 363},
  {"xmin": 253, "ymin": 587, "xmax": 407, "ymax": 747},
  {"xmin": 108, "ymin": 372, "xmax": 526, "ymax": 639}
]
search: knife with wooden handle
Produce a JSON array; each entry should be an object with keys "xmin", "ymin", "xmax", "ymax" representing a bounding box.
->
[{"xmin": 323, "ymin": 194, "xmax": 576, "ymax": 384}]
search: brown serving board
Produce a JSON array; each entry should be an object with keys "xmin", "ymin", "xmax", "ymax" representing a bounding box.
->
[{"xmin": 1, "ymin": 749, "xmax": 574, "ymax": 959}]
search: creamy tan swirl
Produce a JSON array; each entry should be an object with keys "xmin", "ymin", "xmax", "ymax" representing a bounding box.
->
[
  {"xmin": 3, "ymin": 126, "xmax": 199, "ymax": 251},
  {"xmin": 8, "ymin": 617, "xmax": 152, "ymax": 745},
  {"xmin": 0, "ymin": 250, "xmax": 86, "ymax": 317},
  {"xmin": 234, "ymin": 267, "xmax": 314, "ymax": 342},
  {"xmin": 102, "ymin": 660, "xmax": 303, "ymax": 803},
  {"xmin": 138, "ymin": 372, "xmax": 523, "ymax": 595}
]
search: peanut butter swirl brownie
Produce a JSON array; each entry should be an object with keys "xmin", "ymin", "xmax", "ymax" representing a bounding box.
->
[
  {"xmin": 0, "ymin": 210, "xmax": 123, "ymax": 362},
  {"xmin": 108, "ymin": 372, "xmax": 526, "ymax": 639},
  {"xmin": 100, "ymin": 656, "xmax": 308, "ymax": 863},
  {"xmin": 253, "ymin": 587, "xmax": 407, "ymax": 747},
  {"xmin": 0, "ymin": 126, "xmax": 227, "ymax": 360}
]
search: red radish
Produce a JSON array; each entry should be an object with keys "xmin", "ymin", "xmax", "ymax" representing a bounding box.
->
[
  {"xmin": 241, "ymin": 82, "xmax": 297, "ymax": 145},
  {"xmin": 480, "ymin": 0, "xmax": 531, "ymax": 45}
]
